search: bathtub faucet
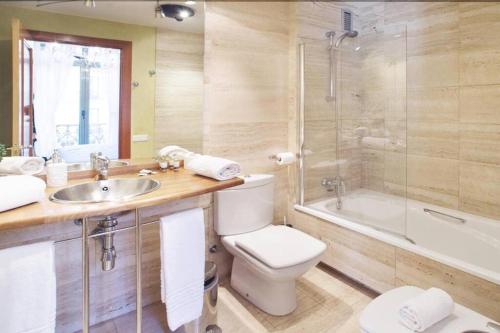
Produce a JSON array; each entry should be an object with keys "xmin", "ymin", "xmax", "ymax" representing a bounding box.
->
[{"xmin": 321, "ymin": 176, "xmax": 345, "ymax": 209}]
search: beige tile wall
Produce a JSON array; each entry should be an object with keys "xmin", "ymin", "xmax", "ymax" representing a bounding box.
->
[
  {"xmin": 389, "ymin": 2, "xmax": 500, "ymax": 219},
  {"xmin": 155, "ymin": 29, "xmax": 204, "ymax": 154},
  {"xmin": 204, "ymin": 1, "xmax": 291, "ymax": 221},
  {"xmin": 288, "ymin": 1, "xmax": 500, "ymax": 322}
]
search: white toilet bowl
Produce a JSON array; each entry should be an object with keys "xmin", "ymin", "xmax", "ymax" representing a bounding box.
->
[
  {"xmin": 215, "ymin": 174, "xmax": 326, "ymax": 316},
  {"xmin": 222, "ymin": 225, "xmax": 326, "ymax": 315},
  {"xmin": 360, "ymin": 286, "xmax": 497, "ymax": 333}
]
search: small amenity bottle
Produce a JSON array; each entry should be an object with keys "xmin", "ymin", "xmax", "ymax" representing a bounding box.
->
[{"xmin": 46, "ymin": 149, "xmax": 68, "ymax": 187}]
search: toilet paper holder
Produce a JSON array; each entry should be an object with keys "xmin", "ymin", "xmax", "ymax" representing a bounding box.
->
[{"xmin": 268, "ymin": 153, "xmax": 299, "ymax": 160}]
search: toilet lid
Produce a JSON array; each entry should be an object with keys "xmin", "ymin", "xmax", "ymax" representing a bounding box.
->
[
  {"xmin": 233, "ymin": 225, "xmax": 326, "ymax": 269},
  {"xmin": 359, "ymin": 286, "xmax": 494, "ymax": 333}
]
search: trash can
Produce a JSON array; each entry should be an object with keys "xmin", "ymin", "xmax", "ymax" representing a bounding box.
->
[{"xmin": 182, "ymin": 261, "xmax": 220, "ymax": 333}]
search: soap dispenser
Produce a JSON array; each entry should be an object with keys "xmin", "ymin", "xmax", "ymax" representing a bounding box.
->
[{"xmin": 46, "ymin": 149, "xmax": 68, "ymax": 187}]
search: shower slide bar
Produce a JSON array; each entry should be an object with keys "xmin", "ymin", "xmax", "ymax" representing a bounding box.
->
[{"xmin": 423, "ymin": 208, "xmax": 466, "ymax": 224}]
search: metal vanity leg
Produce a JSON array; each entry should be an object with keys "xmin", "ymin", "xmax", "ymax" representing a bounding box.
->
[
  {"xmin": 135, "ymin": 209, "xmax": 142, "ymax": 333},
  {"xmin": 82, "ymin": 217, "xmax": 90, "ymax": 333}
]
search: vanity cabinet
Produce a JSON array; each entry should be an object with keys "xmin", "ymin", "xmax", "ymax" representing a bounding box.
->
[{"xmin": 0, "ymin": 194, "xmax": 229, "ymax": 333}]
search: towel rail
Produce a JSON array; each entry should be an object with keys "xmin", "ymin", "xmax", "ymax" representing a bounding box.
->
[
  {"xmin": 13, "ymin": 214, "xmax": 165, "ymax": 332},
  {"xmin": 135, "ymin": 209, "xmax": 142, "ymax": 333},
  {"xmin": 82, "ymin": 217, "xmax": 90, "ymax": 333}
]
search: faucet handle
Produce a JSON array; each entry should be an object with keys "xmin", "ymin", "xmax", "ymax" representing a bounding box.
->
[{"xmin": 95, "ymin": 155, "xmax": 110, "ymax": 170}]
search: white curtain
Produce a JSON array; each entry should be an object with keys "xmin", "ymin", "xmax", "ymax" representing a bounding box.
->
[
  {"xmin": 33, "ymin": 43, "xmax": 121, "ymax": 162},
  {"xmin": 32, "ymin": 42, "xmax": 75, "ymax": 158}
]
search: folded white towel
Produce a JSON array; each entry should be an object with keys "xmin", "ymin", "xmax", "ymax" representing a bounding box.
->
[
  {"xmin": 185, "ymin": 155, "xmax": 241, "ymax": 181},
  {"xmin": 0, "ymin": 175, "xmax": 46, "ymax": 213},
  {"xmin": 0, "ymin": 241, "xmax": 56, "ymax": 333},
  {"xmin": 160, "ymin": 208, "xmax": 205, "ymax": 331},
  {"xmin": 158, "ymin": 145, "xmax": 190, "ymax": 160},
  {"xmin": 0, "ymin": 157, "xmax": 45, "ymax": 175},
  {"xmin": 399, "ymin": 287, "xmax": 454, "ymax": 332}
]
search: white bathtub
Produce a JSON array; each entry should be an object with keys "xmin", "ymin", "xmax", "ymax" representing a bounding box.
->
[{"xmin": 296, "ymin": 189, "xmax": 500, "ymax": 285}]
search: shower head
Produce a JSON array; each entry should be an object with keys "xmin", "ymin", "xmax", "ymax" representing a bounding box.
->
[{"xmin": 334, "ymin": 31, "xmax": 358, "ymax": 48}]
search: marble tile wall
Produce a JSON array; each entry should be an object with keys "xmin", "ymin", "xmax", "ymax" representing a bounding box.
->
[
  {"xmin": 386, "ymin": 2, "xmax": 500, "ymax": 219},
  {"xmin": 155, "ymin": 29, "xmax": 204, "ymax": 154},
  {"xmin": 288, "ymin": 1, "xmax": 500, "ymax": 322},
  {"xmin": 203, "ymin": 1, "xmax": 291, "ymax": 222},
  {"xmin": 292, "ymin": 2, "xmax": 362, "ymax": 203}
]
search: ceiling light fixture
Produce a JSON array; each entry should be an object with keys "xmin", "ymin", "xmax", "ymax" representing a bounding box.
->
[
  {"xmin": 185, "ymin": 1, "xmax": 196, "ymax": 5},
  {"xmin": 159, "ymin": 4, "xmax": 195, "ymax": 22}
]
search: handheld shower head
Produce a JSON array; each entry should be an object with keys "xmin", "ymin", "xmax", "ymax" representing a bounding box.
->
[{"xmin": 334, "ymin": 31, "xmax": 358, "ymax": 48}]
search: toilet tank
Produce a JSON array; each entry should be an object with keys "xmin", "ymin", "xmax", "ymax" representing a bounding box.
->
[{"xmin": 215, "ymin": 174, "xmax": 274, "ymax": 236}]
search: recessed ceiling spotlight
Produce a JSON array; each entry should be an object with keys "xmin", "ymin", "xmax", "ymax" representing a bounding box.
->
[
  {"xmin": 160, "ymin": 4, "xmax": 195, "ymax": 21},
  {"xmin": 185, "ymin": 1, "xmax": 196, "ymax": 5}
]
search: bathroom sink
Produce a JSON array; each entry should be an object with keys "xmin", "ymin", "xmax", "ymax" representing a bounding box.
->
[
  {"xmin": 50, "ymin": 178, "xmax": 161, "ymax": 204},
  {"xmin": 67, "ymin": 160, "xmax": 129, "ymax": 172}
]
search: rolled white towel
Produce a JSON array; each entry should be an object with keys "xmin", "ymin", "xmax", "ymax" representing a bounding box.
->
[
  {"xmin": 0, "ymin": 157, "xmax": 45, "ymax": 175},
  {"xmin": 158, "ymin": 146, "xmax": 190, "ymax": 160},
  {"xmin": 0, "ymin": 176, "xmax": 46, "ymax": 212},
  {"xmin": 185, "ymin": 155, "xmax": 241, "ymax": 181},
  {"xmin": 399, "ymin": 287, "xmax": 454, "ymax": 332}
]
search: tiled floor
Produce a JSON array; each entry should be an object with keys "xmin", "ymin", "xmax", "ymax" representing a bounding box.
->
[
  {"xmin": 85, "ymin": 265, "xmax": 377, "ymax": 333},
  {"xmin": 216, "ymin": 265, "xmax": 377, "ymax": 333}
]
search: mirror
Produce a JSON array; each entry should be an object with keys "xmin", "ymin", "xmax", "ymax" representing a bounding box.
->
[{"xmin": 0, "ymin": 1, "xmax": 204, "ymax": 169}]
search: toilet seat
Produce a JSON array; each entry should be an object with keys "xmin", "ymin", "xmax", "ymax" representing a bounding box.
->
[
  {"xmin": 360, "ymin": 286, "xmax": 495, "ymax": 333},
  {"xmin": 222, "ymin": 225, "xmax": 326, "ymax": 315},
  {"xmin": 228, "ymin": 225, "xmax": 326, "ymax": 269},
  {"xmin": 222, "ymin": 225, "xmax": 326, "ymax": 281}
]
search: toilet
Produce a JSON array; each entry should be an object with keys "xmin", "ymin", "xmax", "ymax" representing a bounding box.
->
[
  {"xmin": 360, "ymin": 286, "xmax": 497, "ymax": 333},
  {"xmin": 215, "ymin": 174, "xmax": 326, "ymax": 316}
]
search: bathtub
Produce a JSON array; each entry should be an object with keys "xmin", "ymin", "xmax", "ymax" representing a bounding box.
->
[{"xmin": 295, "ymin": 189, "xmax": 500, "ymax": 285}]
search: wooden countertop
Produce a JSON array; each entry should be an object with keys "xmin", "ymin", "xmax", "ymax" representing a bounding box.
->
[{"xmin": 0, "ymin": 168, "xmax": 243, "ymax": 231}]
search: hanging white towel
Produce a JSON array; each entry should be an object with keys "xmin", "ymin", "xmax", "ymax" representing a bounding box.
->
[
  {"xmin": 160, "ymin": 208, "xmax": 205, "ymax": 331},
  {"xmin": 399, "ymin": 287, "xmax": 454, "ymax": 332},
  {"xmin": 185, "ymin": 155, "xmax": 241, "ymax": 181},
  {"xmin": 0, "ymin": 176, "xmax": 46, "ymax": 213},
  {"xmin": 0, "ymin": 241, "xmax": 56, "ymax": 333},
  {"xmin": 0, "ymin": 157, "xmax": 45, "ymax": 175}
]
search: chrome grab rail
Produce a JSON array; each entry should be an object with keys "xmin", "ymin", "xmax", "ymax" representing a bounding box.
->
[{"xmin": 423, "ymin": 208, "xmax": 466, "ymax": 224}]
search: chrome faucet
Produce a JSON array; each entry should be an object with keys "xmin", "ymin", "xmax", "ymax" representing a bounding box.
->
[
  {"xmin": 92, "ymin": 154, "xmax": 110, "ymax": 181},
  {"xmin": 321, "ymin": 176, "xmax": 345, "ymax": 210}
]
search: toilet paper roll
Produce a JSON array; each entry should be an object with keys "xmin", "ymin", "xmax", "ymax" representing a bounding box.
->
[{"xmin": 276, "ymin": 152, "xmax": 296, "ymax": 165}]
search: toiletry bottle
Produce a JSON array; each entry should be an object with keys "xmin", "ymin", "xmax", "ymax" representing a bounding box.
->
[{"xmin": 46, "ymin": 149, "xmax": 68, "ymax": 187}]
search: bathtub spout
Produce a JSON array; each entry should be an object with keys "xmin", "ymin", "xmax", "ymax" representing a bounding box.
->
[
  {"xmin": 336, "ymin": 197, "xmax": 343, "ymax": 210},
  {"xmin": 321, "ymin": 176, "xmax": 345, "ymax": 209}
]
